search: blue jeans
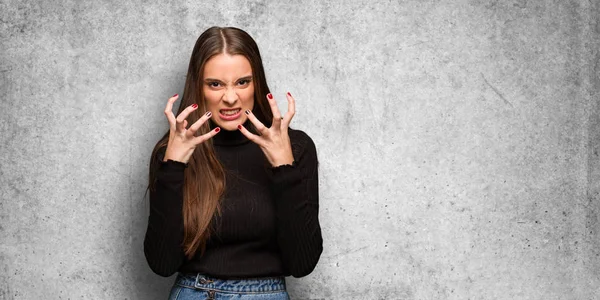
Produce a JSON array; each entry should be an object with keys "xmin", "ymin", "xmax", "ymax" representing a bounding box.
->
[{"xmin": 168, "ymin": 272, "xmax": 290, "ymax": 300}]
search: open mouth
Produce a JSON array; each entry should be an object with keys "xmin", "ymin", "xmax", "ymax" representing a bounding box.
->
[{"xmin": 219, "ymin": 108, "xmax": 242, "ymax": 120}]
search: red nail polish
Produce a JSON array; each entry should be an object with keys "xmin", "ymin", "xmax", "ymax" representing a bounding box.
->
[
  {"xmin": 192, "ymin": 103, "xmax": 198, "ymax": 108},
  {"xmin": 215, "ymin": 127, "xmax": 220, "ymax": 133},
  {"xmin": 267, "ymin": 93, "xmax": 273, "ymax": 100},
  {"xmin": 238, "ymin": 124, "xmax": 242, "ymax": 130},
  {"xmin": 245, "ymin": 109, "xmax": 250, "ymax": 115},
  {"xmin": 173, "ymin": 93, "xmax": 178, "ymax": 98},
  {"xmin": 287, "ymin": 92, "xmax": 291, "ymax": 97}
]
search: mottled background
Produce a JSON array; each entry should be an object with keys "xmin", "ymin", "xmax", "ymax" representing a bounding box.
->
[{"xmin": 1, "ymin": 0, "xmax": 599, "ymax": 299}]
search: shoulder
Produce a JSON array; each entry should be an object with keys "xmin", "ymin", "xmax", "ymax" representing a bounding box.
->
[{"xmin": 288, "ymin": 127, "xmax": 317, "ymax": 161}]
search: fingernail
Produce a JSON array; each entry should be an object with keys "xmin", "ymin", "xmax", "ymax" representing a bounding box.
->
[
  {"xmin": 173, "ymin": 93, "xmax": 178, "ymax": 98},
  {"xmin": 215, "ymin": 127, "xmax": 220, "ymax": 133},
  {"xmin": 267, "ymin": 93, "xmax": 273, "ymax": 100},
  {"xmin": 206, "ymin": 111, "xmax": 212, "ymax": 117},
  {"xmin": 287, "ymin": 92, "xmax": 291, "ymax": 97},
  {"xmin": 237, "ymin": 124, "xmax": 242, "ymax": 130},
  {"xmin": 192, "ymin": 103, "xmax": 198, "ymax": 109},
  {"xmin": 245, "ymin": 109, "xmax": 250, "ymax": 115}
]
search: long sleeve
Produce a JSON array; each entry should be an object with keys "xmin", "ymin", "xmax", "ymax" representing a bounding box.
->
[
  {"xmin": 267, "ymin": 130, "xmax": 323, "ymax": 278},
  {"xmin": 143, "ymin": 148, "xmax": 187, "ymax": 277}
]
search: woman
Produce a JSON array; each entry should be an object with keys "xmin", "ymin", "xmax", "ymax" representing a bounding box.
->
[{"xmin": 144, "ymin": 26, "xmax": 323, "ymax": 299}]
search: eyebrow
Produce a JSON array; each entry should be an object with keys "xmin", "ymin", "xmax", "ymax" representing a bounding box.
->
[{"xmin": 204, "ymin": 75, "xmax": 253, "ymax": 83}]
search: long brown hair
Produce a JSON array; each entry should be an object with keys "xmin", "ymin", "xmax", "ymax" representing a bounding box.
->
[{"xmin": 147, "ymin": 26, "xmax": 274, "ymax": 259}]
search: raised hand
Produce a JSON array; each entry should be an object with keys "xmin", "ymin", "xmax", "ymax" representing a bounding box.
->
[
  {"xmin": 238, "ymin": 92, "xmax": 296, "ymax": 167},
  {"xmin": 163, "ymin": 94, "xmax": 221, "ymax": 163}
]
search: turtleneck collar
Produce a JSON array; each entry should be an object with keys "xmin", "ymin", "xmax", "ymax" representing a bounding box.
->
[{"xmin": 209, "ymin": 118, "xmax": 252, "ymax": 146}]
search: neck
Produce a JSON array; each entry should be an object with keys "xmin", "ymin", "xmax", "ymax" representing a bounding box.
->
[{"xmin": 210, "ymin": 119, "xmax": 252, "ymax": 146}]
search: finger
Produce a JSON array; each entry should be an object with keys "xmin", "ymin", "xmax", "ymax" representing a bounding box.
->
[
  {"xmin": 244, "ymin": 109, "xmax": 269, "ymax": 136},
  {"xmin": 192, "ymin": 126, "xmax": 221, "ymax": 145},
  {"xmin": 266, "ymin": 93, "xmax": 282, "ymax": 130},
  {"xmin": 237, "ymin": 123, "xmax": 264, "ymax": 146},
  {"xmin": 176, "ymin": 103, "xmax": 198, "ymax": 133},
  {"xmin": 281, "ymin": 91, "xmax": 296, "ymax": 129},
  {"xmin": 164, "ymin": 94, "xmax": 179, "ymax": 129},
  {"xmin": 186, "ymin": 111, "xmax": 212, "ymax": 138},
  {"xmin": 183, "ymin": 120, "xmax": 188, "ymax": 129}
]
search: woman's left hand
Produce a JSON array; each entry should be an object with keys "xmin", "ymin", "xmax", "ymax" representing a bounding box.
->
[{"xmin": 238, "ymin": 92, "xmax": 295, "ymax": 167}]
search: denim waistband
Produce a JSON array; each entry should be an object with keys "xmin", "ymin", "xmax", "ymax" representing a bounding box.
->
[{"xmin": 175, "ymin": 272, "xmax": 287, "ymax": 293}]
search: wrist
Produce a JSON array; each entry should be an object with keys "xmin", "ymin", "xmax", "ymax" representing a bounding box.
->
[
  {"xmin": 269, "ymin": 153, "xmax": 294, "ymax": 168},
  {"xmin": 163, "ymin": 149, "xmax": 190, "ymax": 164},
  {"xmin": 270, "ymin": 160, "xmax": 297, "ymax": 172},
  {"xmin": 270, "ymin": 160, "xmax": 296, "ymax": 168},
  {"xmin": 270, "ymin": 157, "xmax": 294, "ymax": 167}
]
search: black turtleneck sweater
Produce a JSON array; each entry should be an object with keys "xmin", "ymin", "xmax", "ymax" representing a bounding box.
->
[{"xmin": 143, "ymin": 119, "xmax": 323, "ymax": 279}]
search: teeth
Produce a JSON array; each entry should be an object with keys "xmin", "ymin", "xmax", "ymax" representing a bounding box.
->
[{"xmin": 221, "ymin": 109, "xmax": 240, "ymax": 116}]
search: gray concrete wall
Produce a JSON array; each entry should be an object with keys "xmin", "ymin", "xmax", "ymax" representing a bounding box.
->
[{"xmin": 1, "ymin": 0, "xmax": 598, "ymax": 299}]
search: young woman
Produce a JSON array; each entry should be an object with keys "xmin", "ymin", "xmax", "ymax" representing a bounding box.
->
[{"xmin": 144, "ymin": 26, "xmax": 323, "ymax": 299}]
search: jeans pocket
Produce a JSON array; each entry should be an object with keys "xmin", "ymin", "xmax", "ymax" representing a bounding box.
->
[
  {"xmin": 168, "ymin": 284, "xmax": 182, "ymax": 300},
  {"xmin": 239, "ymin": 291, "xmax": 289, "ymax": 300}
]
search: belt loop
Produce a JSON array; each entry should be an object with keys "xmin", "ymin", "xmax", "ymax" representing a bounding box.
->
[{"xmin": 194, "ymin": 273, "xmax": 211, "ymax": 287}]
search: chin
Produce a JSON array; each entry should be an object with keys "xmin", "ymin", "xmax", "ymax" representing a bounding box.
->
[
  {"xmin": 213, "ymin": 119, "xmax": 242, "ymax": 131},
  {"xmin": 220, "ymin": 124, "xmax": 239, "ymax": 131}
]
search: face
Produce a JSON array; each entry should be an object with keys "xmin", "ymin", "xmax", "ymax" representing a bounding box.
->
[{"xmin": 202, "ymin": 53, "xmax": 254, "ymax": 131}]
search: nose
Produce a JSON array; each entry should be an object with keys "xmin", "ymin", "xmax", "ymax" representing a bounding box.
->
[{"xmin": 222, "ymin": 87, "xmax": 238, "ymax": 105}]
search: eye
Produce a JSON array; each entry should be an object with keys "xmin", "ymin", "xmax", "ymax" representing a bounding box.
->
[
  {"xmin": 237, "ymin": 79, "xmax": 251, "ymax": 86},
  {"xmin": 208, "ymin": 82, "xmax": 221, "ymax": 88}
]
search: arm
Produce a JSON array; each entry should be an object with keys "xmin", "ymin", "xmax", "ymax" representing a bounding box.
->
[
  {"xmin": 267, "ymin": 130, "xmax": 323, "ymax": 277},
  {"xmin": 143, "ymin": 147, "xmax": 187, "ymax": 277}
]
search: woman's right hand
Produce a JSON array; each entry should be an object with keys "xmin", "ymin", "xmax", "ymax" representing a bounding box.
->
[{"xmin": 162, "ymin": 94, "xmax": 220, "ymax": 164}]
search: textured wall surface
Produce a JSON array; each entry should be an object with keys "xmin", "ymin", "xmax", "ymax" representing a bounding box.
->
[{"xmin": 1, "ymin": 0, "xmax": 599, "ymax": 299}]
